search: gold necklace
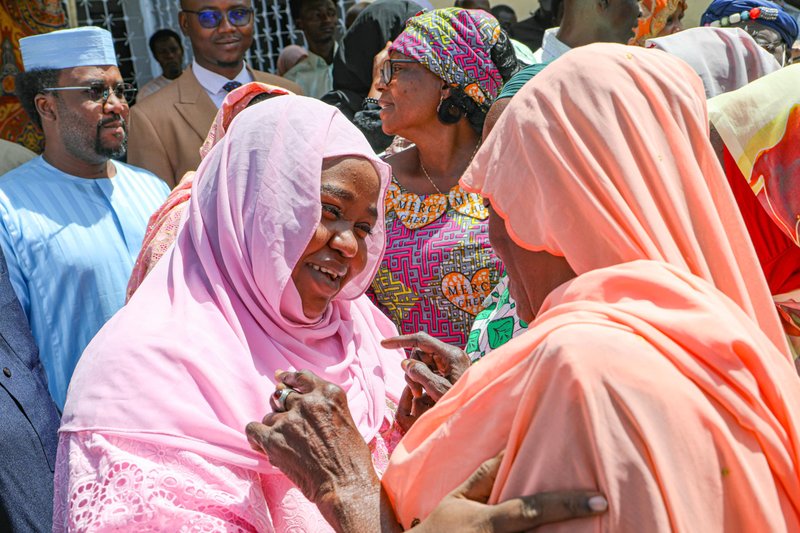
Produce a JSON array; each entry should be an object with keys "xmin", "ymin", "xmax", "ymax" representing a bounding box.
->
[{"xmin": 418, "ymin": 141, "xmax": 481, "ymax": 195}]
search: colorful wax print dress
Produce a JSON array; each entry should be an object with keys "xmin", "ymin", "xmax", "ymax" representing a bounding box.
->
[
  {"xmin": 465, "ymin": 275, "xmax": 529, "ymax": 362},
  {"xmin": 369, "ymin": 177, "xmax": 503, "ymax": 347}
]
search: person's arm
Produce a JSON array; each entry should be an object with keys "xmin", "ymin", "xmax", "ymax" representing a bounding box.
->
[
  {"xmin": 246, "ymin": 370, "xmax": 607, "ymax": 533},
  {"xmin": 0, "ymin": 207, "xmax": 31, "ymax": 319},
  {"xmin": 382, "ymin": 332, "xmax": 471, "ymax": 431},
  {"xmin": 353, "ymin": 106, "xmax": 394, "ymax": 153}
]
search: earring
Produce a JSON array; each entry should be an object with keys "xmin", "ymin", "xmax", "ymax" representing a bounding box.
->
[{"xmin": 436, "ymin": 94, "xmax": 462, "ymax": 125}]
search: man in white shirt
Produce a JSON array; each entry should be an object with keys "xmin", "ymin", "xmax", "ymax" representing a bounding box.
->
[
  {"xmin": 137, "ymin": 29, "xmax": 184, "ymax": 101},
  {"xmin": 532, "ymin": 0, "xmax": 641, "ymax": 63},
  {"xmin": 127, "ymin": 0, "xmax": 301, "ymax": 187},
  {"xmin": 285, "ymin": 0, "xmax": 339, "ymax": 98}
]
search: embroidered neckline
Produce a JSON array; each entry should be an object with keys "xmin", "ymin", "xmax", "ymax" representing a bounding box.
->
[{"xmin": 385, "ymin": 177, "xmax": 488, "ymax": 230}]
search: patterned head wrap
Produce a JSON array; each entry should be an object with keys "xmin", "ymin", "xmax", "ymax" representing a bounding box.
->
[
  {"xmin": 701, "ymin": 0, "xmax": 799, "ymax": 46},
  {"xmin": 390, "ymin": 8, "xmax": 515, "ymax": 111},
  {"xmin": 631, "ymin": 0, "xmax": 686, "ymax": 46}
]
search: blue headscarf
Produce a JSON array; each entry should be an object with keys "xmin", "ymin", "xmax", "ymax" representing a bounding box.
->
[{"xmin": 701, "ymin": 0, "xmax": 799, "ymax": 47}]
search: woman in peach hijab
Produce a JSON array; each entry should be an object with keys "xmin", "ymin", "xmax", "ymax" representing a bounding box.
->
[{"xmin": 247, "ymin": 44, "xmax": 800, "ymax": 532}]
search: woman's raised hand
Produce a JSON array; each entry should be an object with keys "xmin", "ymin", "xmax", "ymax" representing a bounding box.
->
[
  {"xmin": 410, "ymin": 452, "xmax": 608, "ymax": 532},
  {"xmin": 246, "ymin": 370, "xmax": 607, "ymax": 533},
  {"xmin": 246, "ymin": 370, "xmax": 381, "ymax": 529},
  {"xmin": 381, "ymin": 332, "xmax": 471, "ymax": 431}
]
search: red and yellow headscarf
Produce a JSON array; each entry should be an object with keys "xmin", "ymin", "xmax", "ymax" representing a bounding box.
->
[{"xmin": 631, "ymin": 0, "xmax": 687, "ymax": 46}]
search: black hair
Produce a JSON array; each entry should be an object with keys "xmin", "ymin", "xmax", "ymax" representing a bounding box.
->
[
  {"xmin": 437, "ymin": 28, "xmax": 520, "ymax": 134},
  {"xmin": 14, "ymin": 68, "xmax": 60, "ymax": 130},
  {"xmin": 290, "ymin": 0, "xmax": 335, "ymax": 20},
  {"xmin": 491, "ymin": 5, "xmax": 517, "ymax": 17},
  {"xmin": 437, "ymin": 87, "xmax": 485, "ymax": 134},
  {"xmin": 148, "ymin": 28, "xmax": 183, "ymax": 55},
  {"xmin": 290, "ymin": 0, "xmax": 302, "ymax": 19},
  {"xmin": 246, "ymin": 92, "xmax": 282, "ymax": 107}
]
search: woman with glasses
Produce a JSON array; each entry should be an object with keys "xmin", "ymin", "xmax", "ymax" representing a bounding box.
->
[{"xmin": 368, "ymin": 8, "xmax": 519, "ymax": 349}]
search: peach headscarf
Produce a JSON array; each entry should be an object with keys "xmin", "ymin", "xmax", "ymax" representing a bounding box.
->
[
  {"xmin": 382, "ymin": 44, "xmax": 800, "ymax": 531},
  {"xmin": 468, "ymin": 44, "xmax": 786, "ymax": 352}
]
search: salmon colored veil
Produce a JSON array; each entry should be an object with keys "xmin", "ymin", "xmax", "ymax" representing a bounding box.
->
[
  {"xmin": 61, "ymin": 96, "xmax": 406, "ymax": 474},
  {"xmin": 382, "ymin": 44, "xmax": 800, "ymax": 530},
  {"xmin": 466, "ymin": 44, "xmax": 787, "ymax": 353}
]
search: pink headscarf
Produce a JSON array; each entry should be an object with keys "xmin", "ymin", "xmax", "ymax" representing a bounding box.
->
[
  {"xmin": 645, "ymin": 27, "xmax": 781, "ymax": 98},
  {"xmin": 61, "ymin": 96, "xmax": 405, "ymax": 474},
  {"xmin": 277, "ymin": 44, "xmax": 309, "ymax": 76},
  {"xmin": 126, "ymin": 82, "xmax": 293, "ymax": 300}
]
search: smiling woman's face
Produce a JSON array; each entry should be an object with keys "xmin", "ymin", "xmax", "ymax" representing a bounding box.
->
[{"xmin": 291, "ymin": 157, "xmax": 380, "ymax": 320}]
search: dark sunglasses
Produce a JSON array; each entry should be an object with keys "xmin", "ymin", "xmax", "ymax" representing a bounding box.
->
[
  {"xmin": 42, "ymin": 82, "xmax": 137, "ymax": 104},
  {"xmin": 182, "ymin": 7, "xmax": 253, "ymax": 29},
  {"xmin": 380, "ymin": 58, "xmax": 417, "ymax": 85}
]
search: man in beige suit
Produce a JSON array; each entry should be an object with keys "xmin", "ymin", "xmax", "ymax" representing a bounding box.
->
[{"xmin": 128, "ymin": 0, "xmax": 302, "ymax": 187}]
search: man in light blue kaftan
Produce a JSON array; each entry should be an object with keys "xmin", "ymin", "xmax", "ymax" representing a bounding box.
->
[{"xmin": 1, "ymin": 27, "xmax": 169, "ymax": 408}]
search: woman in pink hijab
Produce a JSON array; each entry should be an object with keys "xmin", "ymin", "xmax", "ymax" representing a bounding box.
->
[
  {"xmin": 53, "ymin": 96, "xmax": 407, "ymax": 531},
  {"xmin": 247, "ymin": 45, "xmax": 800, "ymax": 531},
  {"xmin": 125, "ymin": 82, "xmax": 293, "ymax": 300}
]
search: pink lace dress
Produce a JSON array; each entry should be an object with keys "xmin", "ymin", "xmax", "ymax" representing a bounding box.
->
[{"xmin": 53, "ymin": 419, "xmax": 402, "ymax": 532}]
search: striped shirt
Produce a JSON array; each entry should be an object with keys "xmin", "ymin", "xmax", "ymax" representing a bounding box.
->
[{"xmin": 0, "ymin": 157, "xmax": 169, "ymax": 408}]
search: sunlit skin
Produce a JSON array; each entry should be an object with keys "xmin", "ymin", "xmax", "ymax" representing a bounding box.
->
[
  {"xmin": 153, "ymin": 36, "xmax": 184, "ymax": 80},
  {"xmin": 377, "ymin": 51, "xmax": 480, "ymax": 196},
  {"xmin": 376, "ymin": 51, "xmax": 442, "ymax": 139},
  {"xmin": 179, "ymin": 0, "xmax": 254, "ymax": 79},
  {"xmin": 487, "ymin": 204, "xmax": 576, "ymax": 323},
  {"xmin": 35, "ymin": 65, "xmax": 128, "ymax": 179},
  {"xmin": 291, "ymin": 157, "xmax": 380, "ymax": 320},
  {"xmin": 556, "ymin": 0, "xmax": 641, "ymax": 48}
]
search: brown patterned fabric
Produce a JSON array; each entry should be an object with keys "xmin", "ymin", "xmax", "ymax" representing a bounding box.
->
[{"xmin": 0, "ymin": 0, "xmax": 66, "ymax": 153}]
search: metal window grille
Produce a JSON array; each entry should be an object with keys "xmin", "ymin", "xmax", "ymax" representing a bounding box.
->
[{"xmin": 65, "ymin": 0, "xmax": 353, "ymax": 98}]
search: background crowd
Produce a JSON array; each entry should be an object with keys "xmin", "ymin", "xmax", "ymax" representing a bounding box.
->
[{"xmin": 0, "ymin": 0, "xmax": 800, "ymax": 530}]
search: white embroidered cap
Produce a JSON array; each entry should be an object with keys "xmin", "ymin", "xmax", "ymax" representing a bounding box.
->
[{"xmin": 20, "ymin": 26, "xmax": 117, "ymax": 71}]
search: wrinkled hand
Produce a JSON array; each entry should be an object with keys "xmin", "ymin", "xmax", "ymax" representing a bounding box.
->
[
  {"xmin": 245, "ymin": 371, "xmax": 379, "ymax": 510},
  {"xmin": 411, "ymin": 453, "xmax": 608, "ymax": 532},
  {"xmin": 382, "ymin": 332, "xmax": 470, "ymax": 431}
]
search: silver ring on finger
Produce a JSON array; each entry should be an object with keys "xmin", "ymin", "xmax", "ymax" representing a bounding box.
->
[{"xmin": 273, "ymin": 387, "xmax": 297, "ymax": 413}]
